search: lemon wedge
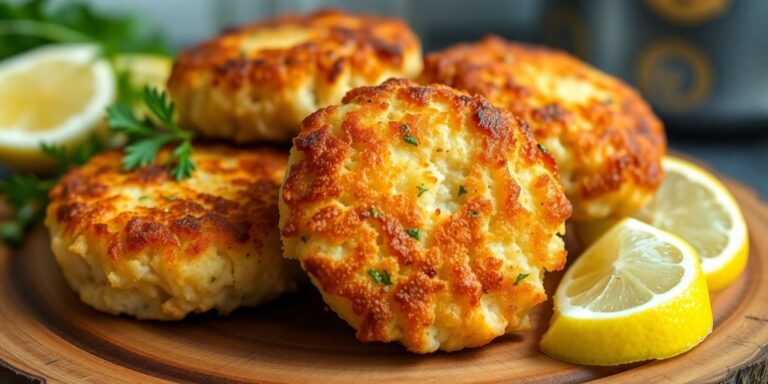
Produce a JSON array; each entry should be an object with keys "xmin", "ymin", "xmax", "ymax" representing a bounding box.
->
[
  {"xmin": 113, "ymin": 53, "xmax": 172, "ymax": 92},
  {"xmin": 575, "ymin": 156, "xmax": 749, "ymax": 292},
  {"xmin": 541, "ymin": 218, "xmax": 712, "ymax": 366},
  {"xmin": 0, "ymin": 44, "xmax": 115, "ymax": 172}
]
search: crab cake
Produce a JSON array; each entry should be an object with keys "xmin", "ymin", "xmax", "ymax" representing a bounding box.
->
[
  {"xmin": 279, "ymin": 79, "xmax": 572, "ymax": 353},
  {"xmin": 45, "ymin": 146, "xmax": 303, "ymax": 320},
  {"xmin": 168, "ymin": 10, "xmax": 422, "ymax": 143},
  {"xmin": 421, "ymin": 36, "xmax": 666, "ymax": 220}
]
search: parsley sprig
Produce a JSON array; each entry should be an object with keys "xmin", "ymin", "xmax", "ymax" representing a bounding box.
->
[{"xmin": 107, "ymin": 87, "xmax": 196, "ymax": 181}]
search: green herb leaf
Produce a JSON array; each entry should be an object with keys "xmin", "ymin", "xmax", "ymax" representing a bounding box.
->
[
  {"xmin": 368, "ymin": 269, "xmax": 392, "ymax": 286},
  {"xmin": 170, "ymin": 139, "xmax": 195, "ymax": 182},
  {"xmin": 469, "ymin": 210, "xmax": 480, "ymax": 217},
  {"xmin": 514, "ymin": 273, "xmax": 529, "ymax": 286},
  {"xmin": 106, "ymin": 104, "xmax": 154, "ymax": 136},
  {"xmin": 0, "ymin": 220, "xmax": 24, "ymax": 244},
  {"xmin": 400, "ymin": 123, "xmax": 418, "ymax": 146},
  {"xmin": 369, "ymin": 208, "xmax": 379, "ymax": 218},
  {"xmin": 417, "ymin": 184, "xmax": 428, "ymax": 197},
  {"xmin": 0, "ymin": 175, "xmax": 55, "ymax": 245},
  {"xmin": 458, "ymin": 185, "xmax": 467, "ymax": 197},
  {"xmin": 405, "ymin": 228, "xmax": 420, "ymax": 240},
  {"xmin": 122, "ymin": 135, "xmax": 172, "ymax": 171},
  {"xmin": 107, "ymin": 87, "xmax": 196, "ymax": 181},
  {"xmin": 40, "ymin": 134, "xmax": 104, "ymax": 174},
  {"xmin": 537, "ymin": 143, "xmax": 549, "ymax": 154},
  {"xmin": 143, "ymin": 86, "xmax": 175, "ymax": 128}
]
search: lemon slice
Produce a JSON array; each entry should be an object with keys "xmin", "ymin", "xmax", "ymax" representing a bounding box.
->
[
  {"xmin": 0, "ymin": 44, "xmax": 115, "ymax": 172},
  {"xmin": 113, "ymin": 53, "xmax": 172, "ymax": 92},
  {"xmin": 541, "ymin": 218, "xmax": 712, "ymax": 366},
  {"xmin": 575, "ymin": 156, "xmax": 749, "ymax": 292}
]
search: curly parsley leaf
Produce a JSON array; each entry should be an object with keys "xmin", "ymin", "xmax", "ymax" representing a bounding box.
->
[{"xmin": 107, "ymin": 86, "xmax": 195, "ymax": 182}]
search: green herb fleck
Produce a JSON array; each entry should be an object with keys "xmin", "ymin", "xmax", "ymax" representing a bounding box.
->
[
  {"xmin": 469, "ymin": 210, "xmax": 480, "ymax": 217},
  {"xmin": 514, "ymin": 273, "xmax": 529, "ymax": 286},
  {"xmin": 369, "ymin": 208, "xmax": 379, "ymax": 218},
  {"xmin": 405, "ymin": 228, "xmax": 420, "ymax": 240},
  {"xmin": 138, "ymin": 195, "xmax": 148, "ymax": 201},
  {"xmin": 210, "ymin": 276, "xmax": 217, "ymax": 283},
  {"xmin": 368, "ymin": 269, "xmax": 392, "ymax": 286},
  {"xmin": 417, "ymin": 184, "xmax": 428, "ymax": 197},
  {"xmin": 537, "ymin": 143, "xmax": 549, "ymax": 154},
  {"xmin": 300, "ymin": 235, "xmax": 308, "ymax": 243},
  {"xmin": 458, "ymin": 185, "xmax": 468, "ymax": 197},
  {"xmin": 165, "ymin": 194, "xmax": 177, "ymax": 201},
  {"xmin": 401, "ymin": 123, "xmax": 418, "ymax": 146}
]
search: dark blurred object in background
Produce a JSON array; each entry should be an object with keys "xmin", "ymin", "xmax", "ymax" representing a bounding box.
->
[{"xmin": 543, "ymin": 0, "xmax": 768, "ymax": 134}]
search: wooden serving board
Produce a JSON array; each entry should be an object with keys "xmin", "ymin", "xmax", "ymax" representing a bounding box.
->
[{"xmin": 0, "ymin": 178, "xmax": 766, "ymax": 384}]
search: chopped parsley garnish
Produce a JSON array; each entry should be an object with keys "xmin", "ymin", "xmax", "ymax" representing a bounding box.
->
[
  {"xmin": 405, "ymin": 228, "xmax": 420, "ymax": 240},
  {"xmin": 368, "ymin": 269, "xmax": 392, "ymax": 286},
  {"xmin": 514, "ymin": 273, "xmax": 529, "ymax": 286},
  {"xmin": 458, "ymin": 185, "xmax": 468, "ymax": 197},
  {"xmin": 210, "ymin": 276, "xmax": 217, "ymax": 283},
  {"xmin": 401, "ymin": 123, "xmax": 418, "ymax": 146},
  {"xmin": 369, "ymin": 208, "xmax": 379, "ymax": 218},
  {"xmin": 537, "ymin": 143, "xmax": 549, "ymax": 154},
  {"xmin": 165, "ymin": 194, "xmax": 178, "ymax": 201},
  {"xmin": 417, "ymin": 184, "xmax": 428, "ymax": 197},
  {"xmin": 469, "ymin": 210, "xmax": 481, "ymax": 217}
]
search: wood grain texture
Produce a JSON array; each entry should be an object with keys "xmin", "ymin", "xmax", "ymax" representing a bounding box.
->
[{"xmin": 0, "ymin": 177, "xmax": 766, "ymax": 384}]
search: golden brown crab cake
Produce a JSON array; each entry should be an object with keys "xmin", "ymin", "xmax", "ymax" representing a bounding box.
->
[
  {"xmin": 168, "ymin": 9, "xmax": 422, "ymax": 143},
  {"xmin": 45, "ymin": 146, "xmax": 303, "ymax": 320},
  {"xmin": 278, "ymin": 79, "xmax": 572, "ymax": 353},
  {"xmin": 420, "ymin": 36, "xmax": 666, "ymax": 220}
]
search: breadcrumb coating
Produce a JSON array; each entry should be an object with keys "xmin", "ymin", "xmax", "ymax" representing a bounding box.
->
[
  {"xmin": 279, "ymin": 79, "xmax": 571, "ymax": 353},
  {"xmin": 168, "ymin": 9, "xmax": 423, "ymax": 143},
  {"xmin": 421, "ymin": 36, "xmax": 666, "ymax": 220},
  {"xmin": 45, "ymin": 146, "xmax": 303, "ymax": 320}
]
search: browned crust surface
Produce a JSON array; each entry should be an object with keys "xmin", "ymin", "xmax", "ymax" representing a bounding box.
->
[
  {"xmin": 421, "ymin": 36, "xmax": 666, "ymax": 219},
  {"xmin": 168, "ymin": 9, "xmax": 422, "ymax": 142},
  {"xmin": 46, "ymin": 146, "xmax": 287, "ymax": 262},
  {"xmin": 279, "ymin": 79, "xmax": 571, "ymax": 353}
]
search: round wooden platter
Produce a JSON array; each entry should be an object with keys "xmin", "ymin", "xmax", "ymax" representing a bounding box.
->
[{"xmin": 0, "ymin": 178, "xmax": 767, "ymax": 384}]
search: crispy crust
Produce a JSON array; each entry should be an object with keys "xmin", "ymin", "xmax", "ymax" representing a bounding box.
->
[
  {"xmin": 279, "ymin": 79, "xmax": 571, "ymax": 353},
  {"xmin": 45, "ymin": 146, "xmax": 302, "ymax": 319},
  {"xmin": 168, "ymin": 9, "xmax": 422, "ymax": 142},
  {"xmin": 421, "ymin": 36, "xmax": 666, "ymax": 220}
]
